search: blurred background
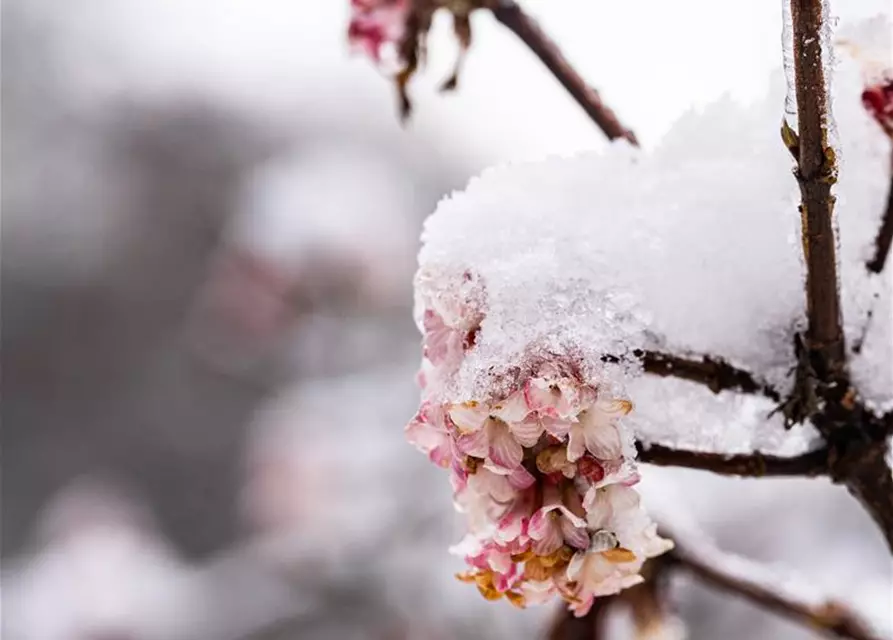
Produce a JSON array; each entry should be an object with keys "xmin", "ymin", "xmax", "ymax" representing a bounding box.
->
[{"xmin": 2, "ymin": 1, "xmax": 891, "ymax": 638}]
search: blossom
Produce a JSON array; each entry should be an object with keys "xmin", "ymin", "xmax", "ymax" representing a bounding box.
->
[
  {"xmin": 422, "ymin": 309, "xmax": 467, "ymax": 367},
  {"xmin": 566, "ymin": 397, "xmax": 631, "ymax": 463},
  {"xmin": 347, "ymin": 0, "xmax": 408, "ymax": 66},
  {"xmin": 448, "ymin": 397, "xmax": 541, "ymax": 472},
  {"xmin": 406, "ymin": 293, "xmax": 670, "ymax": 613},
  {"xmin": 862, "ymin": 78, "xmax": 893, "ymax": 139},
  {"xmin": 405, "ymin": 401, "xmax": 453, "ymax": 468},
  {"xmin": 527, "ymin": 483, "xmax": 589, "ymax": 555},
  {"xmin": 563, "ymin": 549, "xmax": 646, "ymax": 617}
]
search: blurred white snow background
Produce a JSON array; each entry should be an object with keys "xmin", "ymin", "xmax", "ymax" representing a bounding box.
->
[{"xmin": 2, "ymin": 0, "xmax": 891, "ymax": 639}]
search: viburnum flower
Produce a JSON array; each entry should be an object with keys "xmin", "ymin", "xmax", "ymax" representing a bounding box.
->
[
  {"xmin": 527, "ymin": 483, "xmax": 589, "ymax": 554},
  {"xmin": 405, "ymin": 272, "xmax": 672, "ymax": 614},
  {"xmin": 347, "ymin": 0, "xmax": 409, "ymax": 67},
  {"xmin": 347, "ymin": 0, "xmax": 482, "ymax": 117}
]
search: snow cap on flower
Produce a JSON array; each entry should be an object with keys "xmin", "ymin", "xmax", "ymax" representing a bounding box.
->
[{"xmin": 405, "ymin": 281, "xmax": 671, "ymax": 613}]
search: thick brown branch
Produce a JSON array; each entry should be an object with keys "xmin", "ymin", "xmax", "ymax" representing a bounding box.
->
[
  {"xmin": 666, "ymin": 547, "xmax": 883, "ymax": 640},
  {"xmin": 867, "ymin": 169, "xmax": 893, "ymax": 274},
  {"xmin": 636, "ymin": 442, "xmax": 829, "ymax": 477},
  {"xmin": 634, "ymin": 349, "xmax": 782, "ymax": 402},
  {"xmin": 789, "ymin": 0, "xmax": 845, "ymax": 371},
  {"xmin": 489, "ymin": 0, "xmax": 637, "ymax": 145}
]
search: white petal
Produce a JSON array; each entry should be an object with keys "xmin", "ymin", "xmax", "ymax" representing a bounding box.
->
[
  {"xmin": 566, "ymin": 424, "xmax": 586, "ymax": 462},
  {"xmin": 508, "ymin": 416, "xmax": 544, "ymax": 448},
  {"xmin": 560, "ymin": 517, "xmax": 590, "ymax": 549},
  {"xmin": 487, "ymin": 421, "xmax": 524, "ymax": 471},
  {"xmin": 449, "ymin": 402, "xmax": 489, "ymax": 432},
  {"xmin": 582, "ymin": 420, "xmax": 623, "ymax": 460},
  {"xmin": 491, "ymin": 390, "xmax": 531, "ymax": 423}
]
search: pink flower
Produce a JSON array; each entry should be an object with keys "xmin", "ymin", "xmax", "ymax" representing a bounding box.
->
[
  {"xmin": 405, "ymin": 402, "xmax": 453, "ymax": 468},
  {"xmin": 528, "ymin": 483, "xmax": 589, "ymax": 555},
  {"xmin": 565, "ymin": 397, "xmax": 631, "ymax": 463},
  {"xmin": 422, "ymin": 309, "xmax": 467, "ymax": 368},
  {"xmin": 584, "ymin": 484, "xmax": 673, "ymax": 559},
  {"xmin": 563, "ymin": 551, "xmax": 646, "ymax": 617},
  {"xmin": 347, "ymin": 0, "xmax": 408, "ymax": 64},
  {"xmin": 862, "ymin": 78, "xmax": 893, "ymax": 139},
  {"xmin": 449, "ymin": 399, "xmax": 541, "ymax": 472},
  {"xmin": 492, "ymin": 486, "xmax": 536, "ymax": 544},
  {"xmin": 524, "ymin": 369, "xmax": 591, "ymax": 420},
  {"xmin": 455, "ymin": 468, "xmax": 531, "ymax": 536}
]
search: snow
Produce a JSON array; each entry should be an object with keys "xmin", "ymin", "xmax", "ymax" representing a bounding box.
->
[{"xmin": 415, "ymin": 42, "xmax": 892, "ymax": 459}]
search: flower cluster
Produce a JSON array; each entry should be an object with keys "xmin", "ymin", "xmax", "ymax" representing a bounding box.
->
[
  {"xmin": 347, "ymin": 0, "xmax": 477, "ymax": 117},
  {"xmin": 406, "ymin": 301, "xmax": 672, "ymax": 615},
  {"xmin": 347, "ymin": 0, "xmax": 409, "ymax": 68}
]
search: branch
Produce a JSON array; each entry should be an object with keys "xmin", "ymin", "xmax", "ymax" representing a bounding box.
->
[
  {"xmin": 633, "ymin": 349, "xmax": 782, "ymax": 402},
  {"xmin": 788, "ymin": 0, "xmax": 845, "ymax": 371},
  {"xmin": 636, "ymin": 442, "xmax": 829, "ymax": 477},
  {"xmin": 545, "ymin": 599, "xmax": 612, "ymax": 640},
  {"xmin": 866, "ymin": 169, "xmax": 893, "ymax": 274},
  {"xmin": 489, "ymin": 0, "xmax": 638, "ymax": 145},
  {"xmin": 666, "ymin": 546, "xmax": 883, "ymax": 640}
]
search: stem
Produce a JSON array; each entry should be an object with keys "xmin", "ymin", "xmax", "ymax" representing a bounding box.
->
[
  {"xmin": 867, "ymin": 169, "xmax": 893, "ymax": 274},
  {"xmin": 637, "ymin": 443, "xmax": 829, "ymax": 477},
  {"xmin": 635, "ymin": 350, "xmax": 782, "ymax": 401},
  {"xmin": 667, "ymin": 548, "xmax": 883, "ymax": 640},
  {"xmin": 789, "ymin": 0, "xmax": 845, "ymax": 371},
  {"xmin": 545, "ymin": 597, "xmax": 612, "ymax": 640},
  {"xmin": 489, "ymin": 0, "xmax": 638, "ymax": 145}
]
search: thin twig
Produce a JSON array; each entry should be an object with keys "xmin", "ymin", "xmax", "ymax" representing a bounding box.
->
[
  {"xmin": 867, "ymin": 170, "xmax": 893, "ymax": 274},
  {"xmin": 666, "ymin": 547, "xmax": 883, "ymax": 640},
  {"xmin": 789, "ymin": 0, "xmax": 845, "ymax": 372},
  {"xmin": 636, "ymin": 442, "xmax": 829, "ymax": 477},
  {"xmin": 489, "ymin": 0, "xmax": 638, "ymax": 145},
  {"xmin": 634, "ymin": 349, "xmax": 782, "ymax": 402}
]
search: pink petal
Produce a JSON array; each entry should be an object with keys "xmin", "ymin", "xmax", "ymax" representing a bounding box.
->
[
  {"xmin": 487, "ymin": 549, "xmax": 515, "ymax": 575},
  {"xmin": 560, "ymin": 517, "xmax": 590, "ymax": 550},
  {"xmin": 493, "ymin": 563, "xmax": 519, "ymax": 592},
  {"xmin": 404, "ymin": 412, "xmax": 447, "ymax": 456},
  {"xmin": 571, "ymin": 594, "xmax": 596, "ymax": 618},
  {"xmin": 495, "ymin": 499, "xmax": 528, "ymax": 543},
  {"xmin": 526, "ymin": 508, "xmax": 552, "ymax": 541},
  {"xmin": 487, "ymin": 422, "xmax": 523, "ymax": 471},
  {"xmin": 455, "ymin": 429, "xmax": 488, "ymax": 458},
  {"xmin": 566, "ymin": 425, "xmax": 586, "ymax": 462},
  {"xmin": 531, "ymin": 518, "xmax": 563, "ymax": 556},
  {"xmin": 508, "ymin": 416, "xmax": 544, "ymax": 448},
  {"xmin": 491, "ymin": 390, "xmax": 531, "ymax": 423},
  {"xmin": 583, "ymin": 487, "xmax": 612, "ymax": 531},
  {"xmin": 566, "ymin": 552, "xmax": 587, "ymax": 582},
  {"xmin": 507, "ymin": 465, "xmax": 536, "ymax": 490},
  {"xmin": 542, "ymin": 416, "xmax": 571, "ymax": 439},
  {"xmin": 582, "ymin": 421, "xmax": 623, "ymax": 460},
  {"xmin": 449, "ymin": 402, "xmax": 489, "ymax": 433},
  {"xmin": 428, "ymin": 443, "xmax": 452, "ymax": 468},
  {"xmin": 477, "ymin": 468, "xmax": 515, "ymax": 503},
  {"xmin": 556, "ymin": 489, "xmax": 587, "ymax": 528},
  {"xmin": 524, "ymin": 379, "xmax": 560, "ymax": 417}
]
